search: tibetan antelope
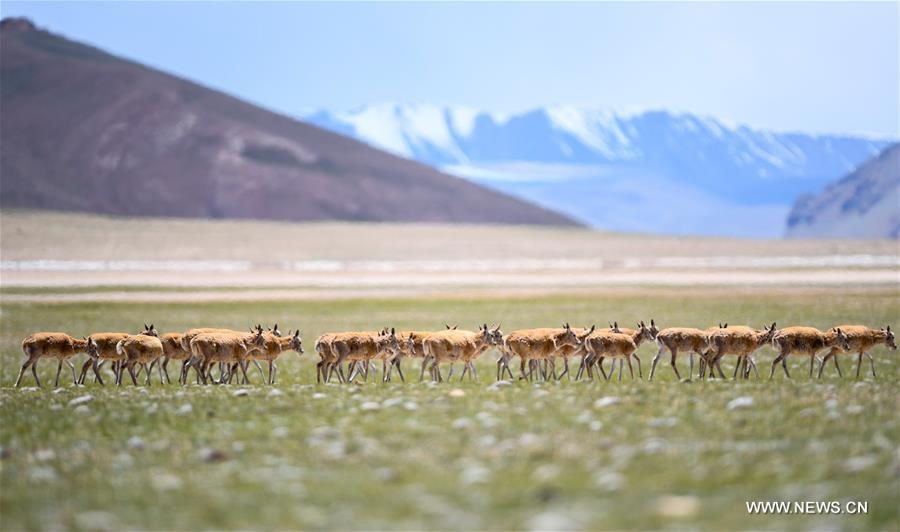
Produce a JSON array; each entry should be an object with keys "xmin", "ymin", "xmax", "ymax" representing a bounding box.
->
[
  {"xmin": 181, "ymin": 326, "xmax": 262, "ymax": 384},
  {"xmin": 16, "ymin": 333, "xmax": 87, "ymax": 387},
  {"xmin": 339, "ymin": 329, "xmax": 402, "ymax": 383},
  {"xmin": 315, "ymin": 330, "xmax": 377, "ymax": 383},
  {"xmin": 314, "ymin": 329, "xmax": 400, "ymax": 383},
  {"xmin": 115, "ymin": 333, "xmax": 165, "ymax": 386},
  {"xmin": 704, "ymin": 324, "xmax": 777, "ymax": 380},
  {"xmin": 576, "ymin": 321, "xmax": 658, "ymax": 381},
  {"xmin": 769, "ymin": 326, "xmax": 849, "ymax": 380},
  {"xmin": 389, "ymin": 325, "xmax": 458, "ymax": 383},
  {"xmin": 245, "ymin": 329, "xmax": 303, "ymax": 385},
  {"xmin": 581, "ymin": 322, "xmax": 655, "ymax": 381},
  {"xmin": 649, "ymin": 323, "xmax": 727, "ymax": 381},
  {"xmin": 501, "ymin": 324, "xmax": 587, "ymax": 382},
  {"xmin": 158, "ymin": 333, "xmax": 191, "ymax": 384},
  {"xmin": 76, "ymin": 325, "xmax": 158, "ymax": 385},
  {"xmin": 188, "ymin": 329, "xmax": 267, "ymax": 385},
  {"xmin": 422, "ymin": 324, "xmax": 502, "ymax": 382},
  {"xmin": 77, "ymin": 332, "xmax": 130, "ymax": 385},
  {"xmin": 818, "ymin": 325, "xmax": 896, "ymax": 379}
]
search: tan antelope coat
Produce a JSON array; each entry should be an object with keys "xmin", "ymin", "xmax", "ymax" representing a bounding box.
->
[
  {"xmin": 705, "ymin": 324, "xmax": 776, "ymax": 379},
  {"xmin": 502, "ymin": 326, "xmax": 582, "ymax": 380},
  {"xmin": 649, "ymin": 327, "xmax": 711, "ymax": 381},
  {"xmin": 422, "ymin": 326, "xmax": 502, "ymax": 381},
  {"xmin": 189, "ymin": 331, "xmax": 265, "ymax": 384},
  {"xmin": 247, "ymin": 330, "xmax": 303, "ymax": 384},
  {"xmin": 770, "ymin": 326, "xmax": 848, "ymax": 379},
  {"xmin": 116, "ymin": 334, "xmax": 165, "ymax": 385},
  {"xmin": 16, "ymin": 333, "xmax": 88, "ymax": 387},
  {"xmin": 581, "ymin": 328, "xmax": 648, "ymax": 380},
  {"xmin": 818, "ymin": 325, "xmax": 896, "ymax": 378},
  {"xmin": 76, "ymin": 332, "xmax": 132, "ymax": 385}
]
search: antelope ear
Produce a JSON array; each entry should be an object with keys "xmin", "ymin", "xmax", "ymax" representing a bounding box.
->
[
  {"xmin": 724, "ymin": 323, "xmax": 728, "ymax": 328},
  {"xmin": 887, "ymin": 325, "xmax": 891, "ymax": 332},
  {"xmin": 608, "ymin": 322, "xmax": 613, "ymax": 328},
  {"xmin": 771, "ymin": 322, "xmax": 776, "ymax": 329},
  {"xmin": 391, "ymin": 327, "xmax": 395, "ymax": 335},
  {"xmin": 651, "ymin": 319, "xmax": 655, "ymax": 327},
  {"xmin": 294, "ymin": 330, "xmax": 300, "ymax": 338},
  {"xmin": 483, "ymin": 323, "xmax": 488, "ymax": 331},
  {"xmin": 494, "ymin": 323, "xmax": 501, "ymax": 332}
]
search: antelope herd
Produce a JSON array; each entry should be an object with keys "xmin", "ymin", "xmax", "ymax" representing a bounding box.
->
[{"xmin": 13, "ymin": 320, "xmax": 896, "ymax": 388}]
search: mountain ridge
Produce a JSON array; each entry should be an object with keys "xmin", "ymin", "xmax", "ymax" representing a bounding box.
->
[
  {"xmin": 0, "ymin": 18, "xmax": 578, "ymax": 227},
  {"xmin": 785, "ymin": 144, "xmax": 899, "ymax": 239},
  {"xmin": 303, "ymin": 103, "xmax": 892, "ymax": 236}
]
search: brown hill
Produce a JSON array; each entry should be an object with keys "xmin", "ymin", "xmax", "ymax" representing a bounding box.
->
[
  {"xmin": 785, "ymin": 144, "xmax": 899, "ymax": 239},
  {"xmin": 0, "ymin": 18, "xmax": 577, "ymax": 226}
]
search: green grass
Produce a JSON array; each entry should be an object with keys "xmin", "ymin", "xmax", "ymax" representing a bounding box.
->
[{"xmin": 1, "ymin": 288, "xmax": 898, "ymax": 530}]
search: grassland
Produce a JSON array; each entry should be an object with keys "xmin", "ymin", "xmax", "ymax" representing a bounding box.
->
[{"xmin": 1, "ymin": 288, "xmax": 898, "ymax": 530}]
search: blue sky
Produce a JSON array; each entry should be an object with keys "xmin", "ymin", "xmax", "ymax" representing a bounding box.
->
[{"xmin": 2, "ymin": 1, "xmax": 898, "ymax": 137}]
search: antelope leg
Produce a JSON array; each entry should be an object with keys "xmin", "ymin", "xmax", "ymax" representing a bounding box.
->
[
  {"xmin": 832, "ymin": 354, "xmax": 843, "ymax": 378},
  {"xmin": 394, "ymin": 358, "xmax": 406, "ymax": 382},
  {"xmin": 31, "ymin": 359, "xmax": 42, "ymax": 387},
  {"xmin": 91, "ymin": 359, "xmax": 105, "ymax": 386},
  {"xmin": 817, "ymin": 351, "xmax": 831, "ymax": 378},
  {"xmin": 649, "ymin": 346, "xmax": 664, "ymax": 381},
  {"xmin": 54, "ymin": 359, "xmax": 63, "ymax": 388},
  {"xmin": 865, "ymin": 351, "xmax": 876, "ymax": 379},
  {"xmin": 669, "ymin": 349, "xmax": 681, "ymax": 380},
  {"xmin": 769, "ymin": 354, "xmax": 784, "ymax": 380},
  {"xmin": 15, "ymin": 357, "xmax": 35, "ymax": 388},
  {"xmin": 66, "ymin": 359, "xmax": 77, "ymax": 385}
]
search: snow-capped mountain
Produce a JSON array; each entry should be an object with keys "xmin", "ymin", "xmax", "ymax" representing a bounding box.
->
[{"xmin": 303, "ymin": 104, "xmax": 893, "ymax": 236}]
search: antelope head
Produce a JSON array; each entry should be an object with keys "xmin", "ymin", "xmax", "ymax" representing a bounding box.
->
[
  {"xmin": 554, "ymin": 323, "xmax": 579, "ymax": 348},
  {"xmin": 883, "ymin": 325, "xmax": 896, "ymax": 350},
  {"xmin": 577, "ymin": 325, "xmax": 596, "ymax": 343},
  {"xmin": 637, "ymin": 320, "xmax": 654, "ymax": 342},
  {"xmin": 142, "ymin": 324, "xmax": 159, "ymax": 337},
  {"xmin": 378, "ymin": 328, "xmax": 401, "ymax": 356},
  {"xmin": 647, "ymin": 319, "xmax": 659, "ymax": 339},
  {"xmin": 759, "ymin": 322, "xmax": 777, "ymax": 344},
  {"xmin": 269, "ymin": 323, "xmax": 282, "ymax": 337},
  {"xmin": 288, "ymin": 329, "xmax": 303, "ymax": 354},
  {"xmin": 249, "ymin": 327, "xmax": 268, "ymax": 350},
  {"xmin": 86, "ymin": 337, "xmax": 99, "ymax": 358},
  {"xmin": 479, "ymin": 323, "xmax": 503, "ymax": 345},
  {"xmin": 833, "ymin": 327, "xmax": 850, "ymax": 350}
]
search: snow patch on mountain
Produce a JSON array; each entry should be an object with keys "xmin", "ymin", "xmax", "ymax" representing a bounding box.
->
[{"xmin": 301, "ymin": 104, "xmax": 893, "ymax": 236}]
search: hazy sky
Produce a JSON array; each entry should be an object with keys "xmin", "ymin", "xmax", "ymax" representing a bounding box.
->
[{"xmin": 3, "ymin": 1, "xmax": 898, "ymax": 137}]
